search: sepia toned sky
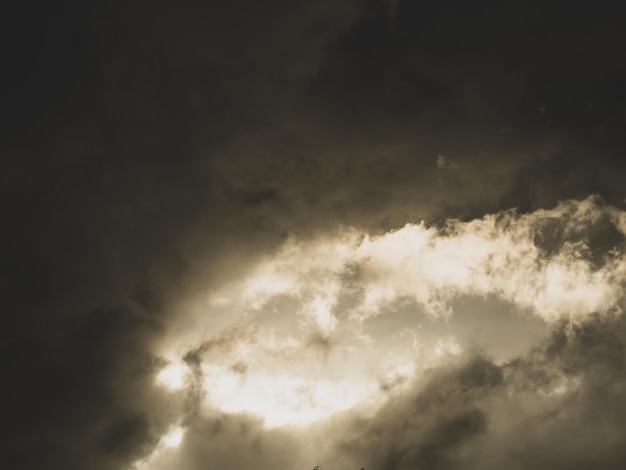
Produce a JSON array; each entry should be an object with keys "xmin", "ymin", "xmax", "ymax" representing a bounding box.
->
[{"xmin": 2, "ymin": 1, "xmax": 626, "ymax": 469}]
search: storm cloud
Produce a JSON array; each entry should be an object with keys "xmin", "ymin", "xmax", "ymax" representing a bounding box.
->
[{"xmin": 2, "ymin": 1, "xmax": 626, "ymax": 469}]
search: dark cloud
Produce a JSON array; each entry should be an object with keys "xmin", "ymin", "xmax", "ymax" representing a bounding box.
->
[
  {"xmin": 174, "ymin": 414, "xmax": 304, "ymax": 470},
  {"xmin": 2, "ymin": 0, "xmax": 626, "ymax": 468},
  {"xmin": 333, "ymin": 356, "xmax": 502, "ymax": 469},
  {"xmin": 329, "ymin": 313, "xmax": 626, "ymax": 470},
  {"xmin": 0, "ymin": 307, "xmax": 175, "ymax": 469}
]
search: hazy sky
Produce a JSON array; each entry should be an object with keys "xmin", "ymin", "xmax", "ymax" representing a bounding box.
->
[{"xmin": 3, "ymin": 1, "xmax": 626, "ymax": 469}]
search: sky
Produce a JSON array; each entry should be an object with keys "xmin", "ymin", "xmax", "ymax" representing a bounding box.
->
[{"xmin": 2, "ymin": 1, "xmax": 626, "ymax": 469}]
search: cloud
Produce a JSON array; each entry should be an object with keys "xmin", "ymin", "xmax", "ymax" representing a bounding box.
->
[
  {"xmin": 129, "ymin": 195, "xmax": 626, "ymax": 469},
  {"xmin": 135, "ymin": 311, "xmax": 626, "ymax": 470},
  {"xmin": 323, "ymin": 312, "xmax": 626, "ymax": 470},
  {"xmin": 213, "ymin": 196, "xmax": 626, "ymax": 325},
  {"xmin": 4, "ymin": 1, "xmax": 626, "ymax": 469},
  {"xmin": 437, "ymin": 154, "xmax": 458, "ymax": 170},
  {"xmin": 128, "ymin": 309, "xmax": 626, "ymax": 470},
  {"xmin": 0, "ymin": 307, "xmax": 178, "ymax": 470}
]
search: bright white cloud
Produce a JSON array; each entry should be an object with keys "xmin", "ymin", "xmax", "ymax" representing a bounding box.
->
[
  {"xmin": 201, "ymin": 363, "xmax": 378, "ymax": 428},
  {"xmin": 222, "ymin": 196, "xmax": 625, "ymax": 323},
  {"xmin": 159, "ymin": 197, "xmax": 626, "ymax": 430},
  {"xmin": 156, "ymin": 361, "xmax": 190, "ymax": 391},
  {"xmin": 162, "ymin": 426, "xmax": 185, "ymax": 448}
]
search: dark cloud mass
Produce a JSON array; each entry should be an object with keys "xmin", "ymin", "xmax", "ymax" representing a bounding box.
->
[
  {"xmin": 2, "ymin": 1, "xmax": 626, "ymax": 469},
  {"xmin": 334, "ymin": 314, "xmax": 626, "ymax": 469}
]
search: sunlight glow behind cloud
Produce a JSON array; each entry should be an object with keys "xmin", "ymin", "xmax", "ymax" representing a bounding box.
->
[
  {"xmin": 162, "ymin": 426, "xmax": 185, "ymax": 448},
  {"xmin": 201, "ymin": 364, "xmax": 378, "ymax": 428},
  {"xmin": 156, "ymin": 361, "xmax": 190, "ymax": 391},
  {"xmin": 156, "ymin": 197, "xmax": 626, "ymax": 439}
]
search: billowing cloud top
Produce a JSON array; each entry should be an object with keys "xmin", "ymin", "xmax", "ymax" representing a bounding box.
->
[{"xmin": 216, "ymin": 196, "xmax": 625, "ymax": 324}]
